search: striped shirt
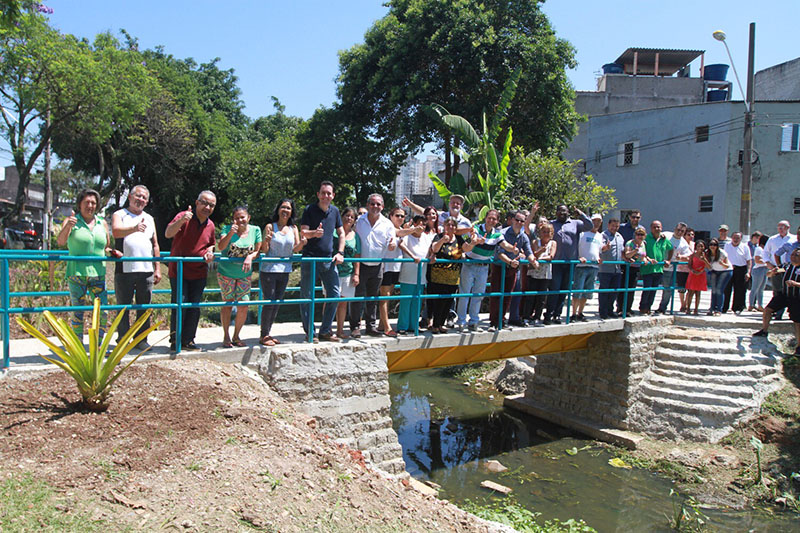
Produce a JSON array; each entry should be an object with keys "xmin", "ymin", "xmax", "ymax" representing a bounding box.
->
[
  {"xmin": 783, "ymin": 262, "xmax": 800, "ymax": 299},
  {"xmin": 466, "ymin": 224, "xmax": 504, "ymax": 261}
]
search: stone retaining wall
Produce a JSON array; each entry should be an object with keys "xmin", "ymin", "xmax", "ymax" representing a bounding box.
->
[
  {"xmin": 254, "ymin": 343, "xmax": 407, "ymax": 477},
  {"xmin": 522, "ymin": 317, "xmax": 670, "ymax": 430}
]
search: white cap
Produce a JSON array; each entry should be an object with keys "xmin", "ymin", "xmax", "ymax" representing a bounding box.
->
[{"xmin": 591, "ymin": 213, "xmax": 603, "ymax": 221}]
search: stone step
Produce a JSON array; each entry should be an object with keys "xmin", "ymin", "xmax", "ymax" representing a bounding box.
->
[
  {"xmin": 650, "ymin": 365, "xmax": 762, "ymax": 386},
  {"xmin": 638, "ymin": 394, "xmax": 750, "ymax": 424},
  {"xmin": 652, "ymin": 358, "xmax": 777, "ymax": 379},
  {"xmin": 646, "ymin": 374, "xmax": 755, "ymax": 399},
  {"xmin": 639, "ymin": 382, "xmax": 753, "ymax": 409},
  {"xmin": 659, "ymin": 338, "xmax": 758, "ymax": 355},
  {"xmin": 654, "ymin": 347, "xmax": 778, "ymax": 368}
]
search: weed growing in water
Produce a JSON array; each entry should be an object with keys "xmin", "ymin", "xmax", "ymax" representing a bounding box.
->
[
  {"xmin": 463, "ymin": 496, "xmax": 596, "ymax": 532},
  {"xmin": 666, "ymin": 489, "xmax": 709, "ymax": 532}
]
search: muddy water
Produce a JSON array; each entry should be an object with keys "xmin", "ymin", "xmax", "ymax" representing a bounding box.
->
[{"xmin": 389, "ymin": 368, "xmax": 794, "ymax": 532}]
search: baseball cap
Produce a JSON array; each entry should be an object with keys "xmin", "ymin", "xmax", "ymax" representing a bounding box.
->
[
  {"xmin": 449, "ymin": 194, "xmax": 465, "ymax": 203},
  {"xmin": 718, "ymin": 224, "xmax": 729, "ymax": 231}
]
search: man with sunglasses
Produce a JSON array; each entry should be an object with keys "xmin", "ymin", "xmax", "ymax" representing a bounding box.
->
[
  {"xmin": 616, "ymin": 210, "xmax": 645, "ymax": 316},
  {"xmin": 490, "ymin": 210, "xmax": 538, "ymax": 330},
  {"xmin": 165, "ymin": 190, "xmax": 217, "ymax": 351}
]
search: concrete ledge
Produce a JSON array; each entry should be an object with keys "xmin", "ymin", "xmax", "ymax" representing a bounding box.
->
[{"xmin": 503, "ymin": 393, "xmax": 645, "ymax": 450}]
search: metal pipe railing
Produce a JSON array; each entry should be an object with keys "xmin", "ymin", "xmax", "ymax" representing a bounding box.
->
[{"xmin": 0, "ymin": 249, "xmax": 686, "ymax": 369}]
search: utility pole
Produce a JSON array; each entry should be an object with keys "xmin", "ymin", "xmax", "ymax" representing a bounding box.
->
[{"xmin": 740, "ymin": 22, "xmax": 756, "ymax": 236}]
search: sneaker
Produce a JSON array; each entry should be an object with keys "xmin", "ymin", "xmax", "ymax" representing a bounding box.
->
[
  {"xmin": 318, "ymin": 332, "xmax": 341, "ymax": 342},
  {"xmin": 508, "ymin": 319, "xmax": 526, "ymax": 327},
  {"xmin": 487, "ymin": 325, "xmax": 498, "ymax": 332},
  {"xmin": 752, "ymin": 329, "xmax": 768, "ymax": 337},
  {"xmin": 570, "ymin": 314, "xmax": 578, "ymax": 322},
  {"xmin": 577, "ymin": 314, "xmax": 588, "ymax": 322},
  {"xmin": 350, "ymin": 329, "xmax": 362, "ymax": 339},
  {"xmin": 533, "ymin": 320, "xmax": 544, "ymax": 327},
  {"xmin": 135, "ymin": 340, "xmax": 150, "ymax": 351},
  {"xmin": 182, "ymin": 342, "xmax": 201, "ymax": 352},
  {"xmin": 468, "ymin": 324, "xmax": 479, "ymax": 332},
  {"xmin": 552, "ymin": 317, "xmax": 561, "ymax": 324},
  {"xmin": 542, "ymin": 317, "xmax": 551, "ymax": 325}
]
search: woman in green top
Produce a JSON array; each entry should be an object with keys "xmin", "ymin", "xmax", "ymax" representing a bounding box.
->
[
  {"xmin": 57, "ymin": 188, "xmax": 117, "ymax": 339},
  {"xmin": 334, "ymin": 207, "xmax": 361, "ymax": 338},
  {"xmin": 217, "ymin": 205, "xmax": 262, "ymax": 348}
]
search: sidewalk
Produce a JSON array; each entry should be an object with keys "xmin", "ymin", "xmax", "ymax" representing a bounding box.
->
[{"xmin": 3, "ymin": 288, "xmax": 779, "ymax": 374}]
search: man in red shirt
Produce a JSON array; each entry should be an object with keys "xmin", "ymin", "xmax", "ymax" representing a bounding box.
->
[{"xmin": 165, "ymin": 190, "xmax": 216, "ymax": 351}]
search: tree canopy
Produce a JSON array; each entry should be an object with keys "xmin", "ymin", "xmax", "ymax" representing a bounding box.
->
[{"xmin": 336, "ymin": 0, "xmax": 580, "ymax": 182}]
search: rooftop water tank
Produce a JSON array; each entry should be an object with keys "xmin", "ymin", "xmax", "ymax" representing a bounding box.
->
[
  {"xmin": 703, "ymin": 64, "xmax": 729, "ymax": 81},
  {"xmin": 602, "ymin": 63, "xmax": 624, "ymax": 75}
]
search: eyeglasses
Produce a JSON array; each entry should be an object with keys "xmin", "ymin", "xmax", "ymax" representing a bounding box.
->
[
  {"xmin": 198, "ymin": 199, "xmax": 216, "ymax": 208},
  {"xmin": 514, "ymin": 218, "xmax": 525, "ymax": 223},
  {"xmin": 392, "ymin": 214, "xmax": 404, "ymax": 218},
  {"xmin": 709, "ymin": 244, "xmax": 718, "ymax": 247},
  {"xmin": 630, "ymin": 216, "xmax": 640, "ymax": 219}
]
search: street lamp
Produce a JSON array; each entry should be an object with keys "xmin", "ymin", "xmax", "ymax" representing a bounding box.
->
[{"xmin": 712, "ymin": 24, "xmax": 756, "ymax": 236}]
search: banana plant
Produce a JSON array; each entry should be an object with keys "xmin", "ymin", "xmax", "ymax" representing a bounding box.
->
[
  {"xmin": 16, "ymin": 298, "xmax": 161, "ymax": 411},
  {"xmin": 427, "ymin": 69, "xmax": 520, "ymax": 221}
]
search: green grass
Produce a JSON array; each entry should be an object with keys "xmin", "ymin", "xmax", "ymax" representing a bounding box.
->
[
  {"xmin": 0, "ymin": 473, "xmax": 109, "ymax": 532},
  {"xmin": 761, "ymin": 383, "xmax": 800, "ymax": 419},
  {"xmin": 461, "ymin": 497, "xmax": 596, "ymax": 532}
]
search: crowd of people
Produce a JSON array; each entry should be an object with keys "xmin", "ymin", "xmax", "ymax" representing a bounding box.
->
[{"xmin": 57, "ymin": 182, "xmax": 800, "ymax": 354}]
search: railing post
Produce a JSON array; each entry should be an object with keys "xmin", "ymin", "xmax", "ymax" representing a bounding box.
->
[
  {"xmin": 622, "ymin": 263, "xmax": 630, "ymax": 319},
  {"xmin": 2, "ymin": 258, "xmax": 10, "ymax": 370},
  {"xmin": 669, "ymin": 265, "xmax": 677, "ymax": 315},
  {"xmin": 565, "ymin": 261, "xmax": 575, "ymax": 324},
  {"xmin": 175, "ymin": 260, "xmax": 183, "ymax": 354},
  {"xmin": 307, "ymin": 260, "xmax": 316, "ymax": 343},
  {"xmin": 498, "ymin": 261, "xmax": 506, "ymax": 329},
  {"xmin": 413, "ymin": 260, "xmax": 422, "ymax": 336}
]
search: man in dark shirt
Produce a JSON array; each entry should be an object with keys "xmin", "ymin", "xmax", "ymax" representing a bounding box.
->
[
  {"xmin": 754, "ymin": 249, "xmax": 800, "ymax": 355},
  {"xmin": 616, "ymin": 209, "xmax": 645, "ymax": 316},
  {"xmin": 543, "ymin": 205, "xmax": 592, "ymax": 324},
  {"xmin": 299, "ymin": 181, "xmax": 346, "ymax": 342},
  {"xmin": 165, "ymin": 190, "xmax": 217, "ymax": 351},
  {"xmin": 489, "ymin": 211, "xmax": 537, "ymax": 329}
]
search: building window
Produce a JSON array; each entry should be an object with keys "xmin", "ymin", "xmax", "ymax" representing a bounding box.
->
[
  {"xmin": 781, "ymin": 123, "xmax": 800, "ymax": 152},
  {"xmin": 699, "ymin": 195, "xmax": 713, "ymax": 213},
  {"xmin": 695, "ymin": 125, "xmax": 709, "ymax": 143},
  {"xmin": 617, "ymin": 140, "xmax": 639, "ymax": 167},
  {"xmin": 794, "ymin": 198, "xmax": 800, "ymax": 216}
]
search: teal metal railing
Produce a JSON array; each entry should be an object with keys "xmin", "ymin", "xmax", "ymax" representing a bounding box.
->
[{"xmin": 0, "ymin": 250, "xmax": 683, "ymax": 369}]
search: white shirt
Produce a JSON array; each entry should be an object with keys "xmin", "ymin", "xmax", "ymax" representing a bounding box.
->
[
  {"xmin": 577, "ymin": 231, "xmax": 603, "ymax": 266},
  {"xmin": 355, "ymin": 214, "xmax": 396, "ymax": 265},
  {"xmin": 662, "ymin": 232, "xmax": 692, "ymax": 272},
  {"xmin": 709, "ymin": 249, "xmax": 732, "ymax": 271},
  {"xmin": 115, "ymin": 208, "xmax": 155, "ymax": 273},
  {"xmin": 399, "ymin": 231, "xmax": 436, "ymax": 285},
  {"xmin": 764, "ymin": 233, "xmax": 796, "ymax": 266},
  {"xmin": 723, "ymin": 241, "xmax": 752, "ymax": 268},
  {"xmin": 437, "ymin": 210, "xmax": 471, "ymax": 231},
  {"xmin": 753, "ymin": 246, "xmax": 766, "ymax": 270},
  {"xmin": 383, "ymin": 232, "xmax": 403, "ymax": 273}
]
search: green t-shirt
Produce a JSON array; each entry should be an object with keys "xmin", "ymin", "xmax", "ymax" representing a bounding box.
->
[
  {"xmin": 335, "ymin": 230, "xmax": 361, "ymax": 277},
  {"xmin": 218, "ymin": 224, "xmax": 262, "ymax": 279},
  {"xmin": 67, "ymin": 214, "xmax": 107, "ymax": 278},
  {"xmin": 641, "ymin": 234, "xmax": 673, "ymax": 275}
]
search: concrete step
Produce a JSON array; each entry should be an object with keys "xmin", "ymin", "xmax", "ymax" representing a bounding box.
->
[
  {"xmin": 650, "ymin": 366, "xmax": 762, "ymax": 386},
  {"xmin": 639, "ymin": 382, "xmax": 753, "ymax": 409},
  {"xmin": 659, "ymin": 338, "xmax": 750, "ymax": 355},
  {"xmin": 652, "ymin": 358, "xmax": 777, "ymax": 379},
  {"xmin": 638, "ymin": 394, "xmax": 751, "ymax": 423},
  {"xmin": 654, "ymin": 347, "xmax": 778, "ymax": 368},
  {"xmin": 646, "ymin": 374, "xmax": 755, "ymax": 399}
]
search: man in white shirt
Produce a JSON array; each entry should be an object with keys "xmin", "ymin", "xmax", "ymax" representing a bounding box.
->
[
  {"xmin": 657, "ymin": 223, "xmax": 692, "ymax": 314},
  {"xmin": 723, "ymin": 231, "xmax": 752, "ymax": 314},
  {"xmin": 763, "ymin": 220, "xmax": 796, "ymax": 320},
  {"xmin": 111, "ymin": 185, "xmax": 161, "ymax": 350},
  {"xmin": 350, "ymin": 193, "xmax": 396, "ymax": 337}
]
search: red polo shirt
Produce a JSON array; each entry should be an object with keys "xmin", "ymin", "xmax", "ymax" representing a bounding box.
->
[{"xmin": 167, "ymin": 211, "xmax": 216, "ymax": 280}]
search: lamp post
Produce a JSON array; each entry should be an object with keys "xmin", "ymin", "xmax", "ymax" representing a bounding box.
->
[{"xmin": 713, "ymin": 24, "xmax": 756, "ymax": 236}]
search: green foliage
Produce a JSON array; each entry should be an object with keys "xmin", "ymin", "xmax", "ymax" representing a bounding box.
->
[
  {"xmin": 259, "ymin": 471, "xmax": 282, "ymax": 491},
  {"xmin": 501, "ymin": 149, "xmax": 617, "ymax": 219},
  {"xmin": 667, "ymin": 489, "xmax": 709, "ymax": 532},
  {"xmin": 16, "ymin": 298, "xmax": 160, "ymax": 410},
  {"xmin": 0, "ymin": 472, "xmax": 108, "ymax": 532},
  {"xmin": 750, "ymin": 436, "xmax": 764, "ymax": 485},
  {"xmin": 337, "ymin": 0, "xmax": 580, "ymax": 177},
  {"xmin": 462, "ymin": 497, "xmax": 596, "ymax": 532}
]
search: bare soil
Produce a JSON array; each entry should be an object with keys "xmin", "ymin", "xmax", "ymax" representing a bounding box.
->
[{"xmin": 0, "ymin": 359, "xmax": 503, "ymax": 532}]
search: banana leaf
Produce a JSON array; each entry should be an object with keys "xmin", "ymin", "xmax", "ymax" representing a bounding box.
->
[
  {"xmin": 449, "ymin": 172, "xmax": 467, "ymax": 195},
  {"xmin": 488, "ymin": 68, "xmax": 522, "ymax": 143},
  {"xmin": 428, "ymin": 172, "xmax": 452, "ymax": 202},
  {"xmin": 441, "ymin": 114, "xmax": 479, "ymax": 148}
]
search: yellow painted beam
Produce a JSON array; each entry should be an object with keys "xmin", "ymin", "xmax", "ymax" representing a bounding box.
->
[{"xmin": 386, "ymin": 332, "xmax": 595, "ymax": 373}]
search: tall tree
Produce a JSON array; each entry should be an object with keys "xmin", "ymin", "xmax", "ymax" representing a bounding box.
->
[
  {"xmin": 0, "ymin": 15, "xmax": 151, "ymax": 221},
  {"xmin": 336, "ymin": 0, "xmax": 579, "ymax": 184}
]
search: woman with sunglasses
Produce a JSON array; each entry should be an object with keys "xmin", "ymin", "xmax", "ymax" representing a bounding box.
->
[{"xmin": 705, "ymin": 238, "xmax": 732, "ymax": 316}]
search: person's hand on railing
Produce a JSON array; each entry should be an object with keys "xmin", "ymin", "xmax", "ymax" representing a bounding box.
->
[
  {"xmin": 105, "ymin": 248, "xmax": 123, "ymax": 258},
  {"xmin": 203, "ymin": 248, "xmax": 215, "ymax": 263},
  {"xmin": 578, "ymin": 257, "xmax": 587, "ymax": 264},
  {"xmin": 663, "ymin": 259, "xmax": 671, "ymax": 269},
  {"xmin": 242, "ymin": 255, "xmax": 253, "ymax": 273},
  {"xmin": 412, "ymin": 254, "xmax": 422, "ymax": 264}
]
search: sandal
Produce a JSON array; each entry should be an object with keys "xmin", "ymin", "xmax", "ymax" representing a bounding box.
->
[
  {"xmin": 260, "ymin": 336, "xmax": 276, "ymax": 347},
  {"xmin": 222, "ymin": 341, "xmax": 233, "ymax": 348},
  {"xmin": 232, "ymin": 339, "xmax": 246, "ymax": 347},
  {"xmin": 384, "ymin": 330, "xmax": 398, "ymax": 338}
]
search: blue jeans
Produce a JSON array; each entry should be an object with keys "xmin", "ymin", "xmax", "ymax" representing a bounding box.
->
[
  {"xmin": 598, "ymin": 272, "xmax": 621, "ymax": 317},
  {"xmin": 545, "ymin": 263, "xmax": 572, "ymax": 319},
  {"xmin": 300, "ymin": 260, "xmax": 340, "ymax": 336},
  {"xmin": 457, "ymin": 263, "xmax": 489, "ymax": 326},
  {"xmin": 749, "ymin": 268, "xmax": 767, "ymax": 308},
  {"xmin": 639, "ymin": 272, "xmax": 663, "ymax": 312},
  {"xmin": 708, "ymin": 270, "xmax": 732, "ymax": 312}
]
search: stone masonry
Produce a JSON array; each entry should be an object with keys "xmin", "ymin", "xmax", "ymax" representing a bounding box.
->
[
  {"xmin": 520, "ymin": 316, "xmax": 670, "ymax": 431},
  {"xmin": 254, "ymin": 342, "xmax": 407, "ymax": 477}
]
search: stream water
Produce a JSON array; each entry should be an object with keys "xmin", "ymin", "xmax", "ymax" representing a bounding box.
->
[{"xmin": 389, "ymin": 368, "xmax": 795, "ymax": 532}]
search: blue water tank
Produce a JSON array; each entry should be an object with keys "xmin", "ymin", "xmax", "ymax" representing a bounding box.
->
[
  {"xmin": 707, "ymin": 89, "xmax": 728, "ymax": 102},
  {"xmin": 703, "ymin": 64, "xmax": 729, "ymax": 81},
  {"xmin": 602, "ymin": 63, "xmax": 624, "ymax": 75}
]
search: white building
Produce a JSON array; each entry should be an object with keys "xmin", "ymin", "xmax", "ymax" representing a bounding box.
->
[{"xmin": 393, "ymin": 155, "xmax": 444, "ymax": 207}]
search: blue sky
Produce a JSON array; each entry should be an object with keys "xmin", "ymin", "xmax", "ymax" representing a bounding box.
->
[{"xmin": 3, "ymin": 0, "xmax": 799, "ymax": 167}]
